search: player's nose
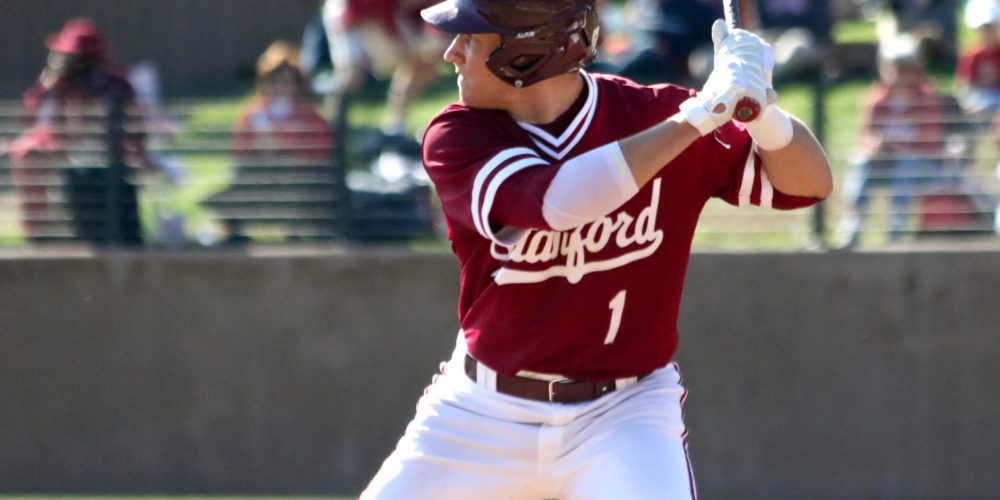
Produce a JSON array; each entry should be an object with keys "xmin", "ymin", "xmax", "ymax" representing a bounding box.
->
[{"xmin": 443, "ymin": 35, "xmax": 464, "ymax": 65}]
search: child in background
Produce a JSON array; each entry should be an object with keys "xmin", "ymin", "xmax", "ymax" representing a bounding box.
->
[
  {"xmin": 233, "ymin": 41, "xmax": 331, "ymax": 165},
  {"xmin": 839, "ymin": 34, "xmax": 945, "ymax": 246},
  {"xmin": 210, "ymin": 41, "xmax": 333, "ymax": 243}
]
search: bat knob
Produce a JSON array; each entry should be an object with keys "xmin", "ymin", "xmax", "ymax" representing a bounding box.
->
[{"xmin": 733, "ymin": 97, "xmax": 761, "ymax": 123}]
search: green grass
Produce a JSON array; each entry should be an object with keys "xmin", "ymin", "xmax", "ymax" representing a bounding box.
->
[{"xmin": 834, "ymin": 19, "xmax": 878, "ymax": 45}]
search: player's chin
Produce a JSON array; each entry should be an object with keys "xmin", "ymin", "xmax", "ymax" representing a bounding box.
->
[
  {"xmin": 456, "ymin": 81, "xmax": 499, "ymax": 109},
  {"xmin": 456, "ymin": 86, "xmax": 476, "ymax": 107}
]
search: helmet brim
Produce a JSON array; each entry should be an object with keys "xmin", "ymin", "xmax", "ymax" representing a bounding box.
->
[{"xmin": 421, "ymin": 0, "xmax": 515, "ymax": 35}]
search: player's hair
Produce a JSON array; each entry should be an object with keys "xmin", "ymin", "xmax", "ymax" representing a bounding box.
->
[{"xmin": 254, "ymin": 40, "xmax": 312, "ymax": 100}]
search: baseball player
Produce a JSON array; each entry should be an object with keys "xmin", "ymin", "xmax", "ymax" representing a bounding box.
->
[{"xmin": 362, "ymin": 0, "xmax": 832, "ymax": 498}]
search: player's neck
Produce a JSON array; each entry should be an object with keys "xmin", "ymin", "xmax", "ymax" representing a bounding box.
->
[{"xmin": 505, "ymin": 72, "xmax": 585, "ymax": 125}]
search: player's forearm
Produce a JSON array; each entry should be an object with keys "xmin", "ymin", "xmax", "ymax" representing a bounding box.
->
[
  {"xmin": 619, "ymin": 116, "xmax": 702, "ymax": 187},
  {"xmin": 757, "ymin": 118, "xmax": 833, "ymax": 199},
  {"xmin": 539, "ymin": 117, "xmax": 700, "ymax": 231}
]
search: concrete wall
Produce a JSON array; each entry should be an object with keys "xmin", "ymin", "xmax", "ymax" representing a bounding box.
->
[
  {"xmin": 0, "ymin": 249, "xmax": 998, "ymax": 497},
  {"xmin": 0, "ymin": 0, "xmax": 320, "ymax": 98}
]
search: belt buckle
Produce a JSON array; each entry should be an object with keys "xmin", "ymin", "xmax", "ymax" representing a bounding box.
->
[{"xmin": 547, "ymin": 378, "xmax": 572, "ymax": 402}]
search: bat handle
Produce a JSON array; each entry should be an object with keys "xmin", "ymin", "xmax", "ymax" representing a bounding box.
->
[
  {"xmin": 724, "ymin": 0, "xmax": 741, "ymax": 31},
  {"xmin": 733, "ymin": 96, "xmax": 761, "ymax": 122},
  {"xmin": 724, "ymin": 1, "xmax": 761, "ymax": 122}
]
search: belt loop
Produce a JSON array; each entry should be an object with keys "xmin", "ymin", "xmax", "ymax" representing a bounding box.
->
[
  {"xmin": 547, "ymin": 378, "xmax": 571, "ymax": 402},
  {"xmin": 615, "ymin": 376, "xmax": 638, "ymax": 390},
  {"xmin": 476, "ymin": 360, "xmax": 497, "ymax": 391}
]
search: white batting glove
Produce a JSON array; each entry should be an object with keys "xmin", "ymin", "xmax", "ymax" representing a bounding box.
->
[
  {"xmin": 714, "ymin": 20, "xmax": 794, "ymax": 150},
  {"xmin": 712, "ymin": 19, "xmax": 773, "ymax": 95},
  {"xmin": 679, "ymin": 20, "xmax": 772, "ymax": 136}
]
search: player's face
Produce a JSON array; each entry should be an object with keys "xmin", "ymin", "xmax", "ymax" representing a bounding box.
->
[{"xmin": 443, "ymin": 33, "xmax": 512, "ymax": 109}]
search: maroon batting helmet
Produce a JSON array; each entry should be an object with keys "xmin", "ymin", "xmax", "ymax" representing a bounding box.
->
[{"xmin": 421, "ymin": 0, "xmax": 600, "ymax": 88}]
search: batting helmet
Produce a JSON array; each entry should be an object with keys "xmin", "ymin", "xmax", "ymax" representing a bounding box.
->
[{"xmin": 421, "ymin": 0, "xmax": 600, "ymax": 88}]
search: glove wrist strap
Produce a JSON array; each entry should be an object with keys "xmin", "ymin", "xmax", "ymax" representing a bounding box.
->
[{"xmin": 678, "ymin": 97, "xmax": 717, "ymax": 136}]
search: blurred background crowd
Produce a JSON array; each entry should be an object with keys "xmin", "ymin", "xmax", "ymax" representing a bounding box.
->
[{"xmin": 0, "ymin": 0, "xmax": 998, "ymax": 250}]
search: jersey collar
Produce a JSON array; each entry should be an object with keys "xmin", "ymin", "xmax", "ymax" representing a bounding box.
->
[{"xmin": 515, "ymin": 71, "xmax": 598, "ymax": 161}]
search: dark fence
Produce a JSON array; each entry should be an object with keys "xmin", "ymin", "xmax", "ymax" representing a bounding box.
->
[
  {"xmin": 1, "ymin": 88, "xmax": 999, "ymax": 248},
  {"xmin": 0, "ymin": 96, "xmax": 439, "ymax": 246}
]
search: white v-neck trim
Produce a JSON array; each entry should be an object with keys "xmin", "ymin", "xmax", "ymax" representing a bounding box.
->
[{"xmin": 516, "ymin": 72, "xmax": 598, "ymax": 161}]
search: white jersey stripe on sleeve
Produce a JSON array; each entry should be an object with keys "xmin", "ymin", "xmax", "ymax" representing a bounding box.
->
[
  {"xmin": 737, "ymin": 148, "xmax": 756, "ymax": 207},
  {"xmin": 760, "ymin": 168, "xmax": 774, "ymax": 209},
  {"xmin": 480, "ymin": 157, "xmax": 549, "ymax": 242},
  {"xmin": 471, "ymin": 147, "xmax": 540, "ymax": 238}
]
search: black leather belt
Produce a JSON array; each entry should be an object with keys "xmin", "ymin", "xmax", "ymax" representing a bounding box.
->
[{"xmin": 464, "ymin": 354, "xmax": 647, "ymax": 404}]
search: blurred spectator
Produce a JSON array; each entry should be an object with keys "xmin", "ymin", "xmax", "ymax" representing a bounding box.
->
[
  {"xmin": 321, "ymin": 0, "xmax": 442, "ymax": 144},
  {"xmin": 617, "ymin": 0, "xmax": 719, "ymax": 85},
  {"xmin": 838, "ymin": 35, "xmax": 946, "ymax": 246},
  {"xmin": 756, "ymin": 0, "xmax": 831, "ymax": 40},
  {"xmin": 300, "ymin": 4, "xmax": 336, "ymax": 97},
  {"xmin": 754, "ymin": 0, "xmax": 830, "ymax": 82},
  {"xmin": 232, "ymin": 41, "xmax": 332, "ymax": 164},
  {"xmin": 128, "ymin": 61, "xmax": 189, "ymax": 247},
  {"xmin": 989, "ymin": 109, "xmax": 1000, "ymax": 234},
  {"xmin": 956, "ymin": 0, "xmax": 1000, "ymax": 121},
  {"xmin": 619, "ymin": 0, "xmax": 828, "ymax": 86},
  {"xmin": 8, "ymin": 18, "xmax": 147, "ymax": 244},
  {"xmin": 210, "ymin": 41, "xmax": 333, "ymax": 243},
  {"xmin": 884, "ymin": 0, "xmax": 960, "ymax": 69}
]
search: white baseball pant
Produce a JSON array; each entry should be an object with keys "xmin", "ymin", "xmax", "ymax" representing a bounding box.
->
[{"xmin": 361, "ymin": 335, "xmax": 697, "ymax": 499}]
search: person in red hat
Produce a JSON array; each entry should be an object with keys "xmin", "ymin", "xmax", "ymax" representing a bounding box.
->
[{"xmin": 9, "ymin": 18, "xmax": 148, "ymax": 243}]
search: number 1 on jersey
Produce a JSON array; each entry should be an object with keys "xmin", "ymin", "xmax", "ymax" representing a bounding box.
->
[{"xmin": 604, "ymin": 289, "xmax": 627, "ymax": 345}]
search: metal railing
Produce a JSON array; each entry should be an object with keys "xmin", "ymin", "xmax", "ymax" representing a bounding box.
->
[
  {"xmin": 0, "ymin": 97, "xmax": 438, "ymax": 247},
  {"xmin": 820, "ymin": 94, "xmax": 999, "ymax": 249},
  {"xmin": 1, "ymin": 93, "xmax": 997, "ymax": 249}
]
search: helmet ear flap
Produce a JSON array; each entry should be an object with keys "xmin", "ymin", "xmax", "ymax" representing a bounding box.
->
[
  {"xmin": 487, "ymin": 40, "xmax": 551, "ymax": 87},
  {"xmin": 485, "ymin": 3, "xmax": 599, "ymax": 87}
]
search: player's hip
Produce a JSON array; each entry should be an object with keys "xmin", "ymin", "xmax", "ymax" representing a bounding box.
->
[{"xmin": 420, "ymin": 332, "xmax": 687, "ymax": 426}]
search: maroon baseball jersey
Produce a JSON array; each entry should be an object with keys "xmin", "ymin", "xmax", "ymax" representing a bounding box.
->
[{"xmin": 423, "ymin": 72, "xmax": 819, "ymax": 380}]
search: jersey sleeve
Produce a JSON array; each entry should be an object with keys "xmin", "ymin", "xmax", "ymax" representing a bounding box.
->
[
  {"xmin": 422, "ymin": 106, "xmax": 560, "ymax": 245},
  {"xmin": 700, "ymin": 121, "xmax": 822, "ymax": 210}
]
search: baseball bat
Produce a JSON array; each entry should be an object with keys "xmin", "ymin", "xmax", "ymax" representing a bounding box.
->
[{"xmin": 723, "ymin": 0, "xmax": 762, "ymax": 122}]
